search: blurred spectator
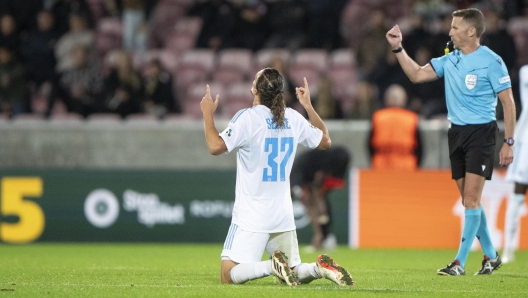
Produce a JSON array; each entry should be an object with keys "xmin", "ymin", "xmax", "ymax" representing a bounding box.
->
[
  {"xmin": 430, "ymin": 13, "xmax": 453, "ymax": 57},
  {"xmin": 143, "ymin": 58, "xmax": 181, "ymax": 118},
  {"xmin": 189, "ymin": 0, "xmax": 237, "ymax": 51},
  {"xmin": 0, "ymin": 0, "xmax": 43, "ymax": 33},
  {"xmin": 368, "ymin": 84, "xmax": 422, "ymax": 170},
  {"xmin": 0, "ymin": 15, "xmax": 20, "ymax": 56},
  {"xmin": 356, "ymin": 9, "xmax": 390, "ymax": 76},
  {"xmin": 314, "ymin": 77, "xmax": 343, "ymax": 119},
  {"xmin": 412, "ymin": 0, "xmax": 454, "ymax": 22},
  {"xmin": 481, "ymin": 9, "xmax": 517, "ymax": 72},
  {"xmin": 307, "ymin": 0, "xmax": 347, "ymax": 50},
  {"xmin": 230, "ymin": 1, "xmax": 268, "ymax": 51},
  {"xmin": 50, "ymin": 0, "xmax": 94, "ymax": 35},
  {"xmin": 20, "ymin": 11, "xmax": 61, "ymax": 89},
  {"xmin": 268, "ymin": 56, "xmax": 296, "ymax": 109},
  {"xmin": 366, "ymin": 47, "xmax": 414, "ymax": 106},
  {"xmin": 263, "ymin": 0, "xmax": 308, "ymax": 51},
  {"xmin": 113, "ymin": 0, "xmax": 156, "ymax": 56},
  {"xmin": 349, "ymin": 81, "xmax": 379, "ymax": 120},
  {"xmin": 409, "ymin": 46, "xmax": 446, "ymax": 118},
  {"xmin": 0, "ymin": 47, "xmax": 29, "ymax": 115},
  {"xmin": 55, "ymin": 13, "xmax": 96, "ymax": 72},
  {"xmin": 54, "ymin": 45, "xmax": 103, "ymax": 117},
  {"xmin": 402, "ymin": 13, "xmax": 434, "ymax": 60},
  {"xmin": 104, "ymin": 50, "xmax": 142, "ymax": 118}
]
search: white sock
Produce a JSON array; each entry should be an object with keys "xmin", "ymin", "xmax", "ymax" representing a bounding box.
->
[
  {"xmin": 230, "ymin": 260, "xmax": 272, "ymax": 284},
  {"xmin": 293, "ymin": 262, "xmax": 321, "ymax": 284},
  {"xmin": 504, "ymin": 194, "xmax": 525, "ymax": 250}
]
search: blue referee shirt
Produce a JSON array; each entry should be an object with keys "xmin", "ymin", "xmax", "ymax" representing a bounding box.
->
[{"xmin": 430, "ymin": 45, "xmax": 511, "ymax": 125}]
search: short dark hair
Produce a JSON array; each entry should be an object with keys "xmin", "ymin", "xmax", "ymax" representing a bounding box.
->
[{"xmin": 452, "ymin": 8, "xmax": 485, "ymax": 38}]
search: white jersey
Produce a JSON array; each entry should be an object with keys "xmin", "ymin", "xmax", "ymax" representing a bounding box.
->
[
  {"xmin": 220, "ymin": 105, "xmax": 323, "ymax": 233},
  {"xmin": 506, "ymin": 65, "xmax": 528, "ymax": 184}
]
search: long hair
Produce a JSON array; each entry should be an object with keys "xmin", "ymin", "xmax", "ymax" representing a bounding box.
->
[{"xmin": 256, "ymin": 68, "xmax": 286, "ymax": 128}]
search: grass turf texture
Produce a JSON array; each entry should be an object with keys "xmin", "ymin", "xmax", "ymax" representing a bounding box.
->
[{"xmin": 0, "ymin": 244, "xmax": 527, "ymax": 297}]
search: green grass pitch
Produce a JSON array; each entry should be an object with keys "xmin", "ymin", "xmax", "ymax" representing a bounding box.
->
[{"xmin": 0, "ymin": 244, "xmax": 527, "ymax": 297}]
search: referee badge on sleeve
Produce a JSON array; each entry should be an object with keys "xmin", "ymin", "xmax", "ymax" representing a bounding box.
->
[{"xmin": 465, "ymin": 74, "xmax": 477, "ymax": 90}]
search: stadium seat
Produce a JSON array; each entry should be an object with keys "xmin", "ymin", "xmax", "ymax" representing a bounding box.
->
[
  {"xmin": 175, "ymin": 66, "xmax": 209, "ymax": 96},
  {"xmin": 164, "ymin": 33, "xmax": 196, "ymax": 56},
  {"xmin": 216, "ymin": 49, "xmax": 253, "ymax": 77},
  {"xmin": 254, "ymin": 48, "xmax": 291, "ymax": 70},
  {"xmin": 327, "ymin": 66, "xmax": 358, "ymax": 98},
  {"xmin": 212, "ymin": 68, "xmax": 246, "ymax": 86},
  {"xmin": 292, "ymin": 49, "xmax": 328, "ymax": 72},
  {"xmin": 144, "ymin": 49, "xmax": 180, "ymax": 73},
  {"xmin": 180, "ymin": 50, "xmax": 216, "ymax": 72},
  {"xmin": 225, "ymin": 82, "xmax": 253, "ymax": 104},
  {"xmin": 174, "ymin": 17, "xmax": 203, "ymax": 38},
  {"xmin": 288, "ymin": 65, "xmax": 321, "ymax": 95},
  {"xmin": 185, "ymin": 82, "xmax": 224, "ymax": 117},
  {"xmin": 329, "ymin": 49, "xmax": 356, "ymax": 68}
]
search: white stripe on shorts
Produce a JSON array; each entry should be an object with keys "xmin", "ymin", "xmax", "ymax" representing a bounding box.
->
[{"xmin": 223, "ymin": 223, "xmax": 238, "ymax": 250}]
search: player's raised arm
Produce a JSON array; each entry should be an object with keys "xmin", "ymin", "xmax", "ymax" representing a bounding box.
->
[
  {"xmin": 386, "ymin": 25, "xmax": 439, "ymax": 84},
  {"xmin": 201, "ymin": 84, "xmax": 227, "ymax": 155},
  {"xmin": 295, "ymin": 77, "xmax": 331, "ymax": 150}
]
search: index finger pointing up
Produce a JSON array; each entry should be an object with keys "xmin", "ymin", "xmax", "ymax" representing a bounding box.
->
[
  {"xmin": 206, "ymin": 84, "xmax": 210, "ymax": 96},
  {"xmin": 303, "ymin": 77, "xmax": 309, "ymax": 90}
]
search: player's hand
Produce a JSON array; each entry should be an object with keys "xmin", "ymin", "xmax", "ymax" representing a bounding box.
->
[
  {"xmin": 499, "ymin": 143, "xmax": 514, "ymax": 166},
  {"xmin": 295, "ymin": 77, "xmax": 311, "ymax": 109},
  {"xmin": 386, "ymin": 25, "xmax": 403, "ymax": 49},
  {"xmin": 200, "ymin": 84, "xmax": 219, "ymax": 116}
]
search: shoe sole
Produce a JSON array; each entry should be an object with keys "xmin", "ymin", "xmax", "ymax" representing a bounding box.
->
[
  {"xmin": 437, "ymin": 270, "xmax": 464, "ymax": 276},
  {"xmin": 272, "ymin": 251, "xmax": 299, "ymax": 286},
  {"xmin": 317, "ymin": 254, "xmax": 354, "ymax": 286}
]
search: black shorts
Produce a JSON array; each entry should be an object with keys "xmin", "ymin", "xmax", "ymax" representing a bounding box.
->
[{"xmin": 448, "ymin": 121, "xmax": 497, "ymax": 180}]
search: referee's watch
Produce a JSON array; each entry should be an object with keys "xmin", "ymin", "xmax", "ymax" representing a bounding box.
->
[{"xmin": 504, "ymin": 138, "xmax": 515, "ymax": 146}]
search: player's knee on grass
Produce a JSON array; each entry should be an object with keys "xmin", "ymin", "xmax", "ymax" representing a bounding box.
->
[{"xmin": 221, "ymin": 259, "xmax": 237, "ymax": 284}]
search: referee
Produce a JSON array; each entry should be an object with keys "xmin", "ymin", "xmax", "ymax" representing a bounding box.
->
[{"xmin": 386, "ymin": 8, "xmax": 516, "ymax": 276}]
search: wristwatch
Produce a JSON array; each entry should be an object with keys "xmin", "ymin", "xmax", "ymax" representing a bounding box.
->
[{"xmin": 504, "ymin": 138, "xmax": 515, "ymax": 146}]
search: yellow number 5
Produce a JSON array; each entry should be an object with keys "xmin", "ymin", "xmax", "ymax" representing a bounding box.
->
[{"xmin": 1, "ymin": 178, "xmax": 44, "ymax": 243}]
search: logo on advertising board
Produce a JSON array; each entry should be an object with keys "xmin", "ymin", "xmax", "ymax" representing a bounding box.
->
[{"xmin": 84, "ymin": 189, "xmax": 185, "ymax": 228}]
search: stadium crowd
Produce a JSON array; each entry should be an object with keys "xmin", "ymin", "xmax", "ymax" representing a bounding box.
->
[{"xmin": 0, "ymin": 0, "xmax": 526, "ymax": 121}]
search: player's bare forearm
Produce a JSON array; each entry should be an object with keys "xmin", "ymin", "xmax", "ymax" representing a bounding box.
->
[
  {"xmin": 295, "ymin": 77, "xmax": 331, "ymax": 150},
  {"xmin": 203, "ymin": 113, "xmax": 227, "ymax": 155},
  {"xmin": 305, "ymin": 105, "xmax": 331, "ymax": 150}
]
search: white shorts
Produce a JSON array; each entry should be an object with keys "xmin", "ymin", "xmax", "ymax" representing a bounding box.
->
[
  {"xmin": 506, "ymin": 140, "xmax": 528, "ymax": 184},
  {"xmin": 220, "ymin": 223, "xmax": 301, "ymax": 267}
]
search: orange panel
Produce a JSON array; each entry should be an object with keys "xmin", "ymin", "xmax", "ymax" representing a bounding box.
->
[{"xmin": 356, "ymin": 170, "xmax": 528, "ymax": 249}]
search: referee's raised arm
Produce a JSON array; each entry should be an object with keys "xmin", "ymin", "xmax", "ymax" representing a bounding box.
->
[{"xmin": 386, "ymin": 25, "xmax": 439, "ymax": 84}]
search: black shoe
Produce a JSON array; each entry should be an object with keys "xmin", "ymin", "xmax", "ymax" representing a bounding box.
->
[
  {"xmin": 475, "ymin": 252, "xmax": 502, "ymax": 275},
  {"xmin": 437, "ymin": 260, "xmax": 465, "ymax": 276}
]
